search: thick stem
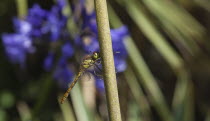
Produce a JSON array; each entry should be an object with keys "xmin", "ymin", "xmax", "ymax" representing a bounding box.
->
[
  {"xmin": 94, "ymin": 0, "xmax": 122, "ymax": 121},
  {"xmin": 16, "ymin": 0, "xmax": 28, "ymax": 18}
]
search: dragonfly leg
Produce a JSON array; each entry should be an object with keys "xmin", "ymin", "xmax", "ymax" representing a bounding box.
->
[
  {"xmin": 96, "ymin": 59, "xmax": 102, "ymax": 65},
  {"xmin": 93, "ymin": 64, "xmax": 103, "ymax": 78}
]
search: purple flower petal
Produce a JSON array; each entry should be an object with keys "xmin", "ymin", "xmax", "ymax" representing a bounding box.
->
[
  {"xmin": 41, "ymin": 4, "xmax": 67, "ymax": 41},
  {"xmin": 95, "ymin": 77, "xmax": 105, "ymax": 92},
  {"xmin": 82, "ymin": 36, "xmax": 99, "ymax": 53},
  {"xmin": 13, "ymin": 18, "xmax": 32, "ymax": 35},
  {"xmin": 27, "ymin": 4, "xmax": 48, "ymax": 27},
  {"xmin": 62, "ymin": 42, "xmax": 74, "ymax": 58},
  {"xmin": 54, "ymin": 59, "xmax": 74, "ymax": 89},
  {"xmin": 114, "ymin": 57, "xmax": 127, "ymax": 73},
  {"xmin": 43, "ymin": 52, "xmax": 54, "ymax": 71},
  {"xmin": 2, "ymin": 33, "xmax": 35, "ymax": 67}
]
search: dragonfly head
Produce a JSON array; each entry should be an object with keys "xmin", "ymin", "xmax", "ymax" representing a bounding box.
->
[{"xmin": 92, "ymin": 52, "xmax": 100, "ymax": 60}]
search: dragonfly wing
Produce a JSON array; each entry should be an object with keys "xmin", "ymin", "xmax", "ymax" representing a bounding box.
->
[
  {"xmin": 93, "ymin": 64, "xmax": 103, "ymax": 79},
  {"xmin": 82, "ymin": 71, "xmax": 94, "ymax": 81}
]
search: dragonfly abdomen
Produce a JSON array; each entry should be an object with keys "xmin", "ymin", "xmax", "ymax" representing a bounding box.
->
[{"xmin": 60, "ymin": 68, "xmax": 85, "ymax": 104}]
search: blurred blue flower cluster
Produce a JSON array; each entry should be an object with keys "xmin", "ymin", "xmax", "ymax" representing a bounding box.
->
[{"xmin": 1, "ymin": 0, "xmax": 129, "ymax": 91}]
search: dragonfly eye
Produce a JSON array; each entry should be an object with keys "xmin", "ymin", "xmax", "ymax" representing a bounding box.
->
[{"xmin": 93, "ymin": 52, "xmax": 100, "ymax": 59}]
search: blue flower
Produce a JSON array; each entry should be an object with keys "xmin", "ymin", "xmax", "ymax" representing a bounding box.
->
[
  {"xmin": 1, "ymin": 0, "xmax": 130, "ymax": 92},
  {"xmin": 95, "ymin": 77, "xmax": 105, "ymax": 92},
  {"xmin": 43, "ymin": 52, "xmax": 54, "ymax": 71},
  {"xmin": 82, "ymin": 35, "xmax": 99, "ymax": 53},
  {"xmin": 56, "ymin": 0, "xmax": 66, "ymax": 10},
  {"xmin": 61, "ymin": 42, "xmax": 74, "ymax": 58},
  {"xmin": 112, "ymin": 26, "xmax": 129, "ymax": 58},
  {"xmin": 54, "ymin": 57, "xmax": 74, "ymax": 89},
  {"xmin": 72, "ymin": 0, "xmax": 97, "ymax": 33},
  {"xmin": 27, "ymin": 4, "xmax": 48, "ymax": 27},
  {"xmin": 2, "ymin": 33, "xmax": 35, "ymax": 67},
  {"xmin": 26, "ymin": 4, "xmax": 48, "ymax": 37},
  {"xmin": 13, "ymin": 18, "xmax": 32, "ymax": 35},
  {"xmin": 41, "ymin": 15, "xmax": 62, "ymax": 41},
  {"xmin": 82, "ymin": 11, "xmax": 97, "ymax": 33},
  {"xmin": 111, "ymin": 26, "xmax": 129, "ymax": 73},
  {"xmin": 114, "ymin": 57, "xmax": 127, "ymax": 72},
  {"xmin": 41, "ymin": 4, "xmax": 67, "ymax": 41},
  {"xmin": 43, "ymin": 42, "xmax": 74, "ymax": 71}
]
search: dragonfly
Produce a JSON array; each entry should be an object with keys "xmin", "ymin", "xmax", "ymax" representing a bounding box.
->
[{"xmin": 60, "ymin": 52, "xmax": 101, "ymax": 104}]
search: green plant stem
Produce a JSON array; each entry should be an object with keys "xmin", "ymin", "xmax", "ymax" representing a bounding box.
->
[
  {"xmin": 124, "ymin": 66, "xmax": 151, "ymax": 121},
  {"xmin": 195, "ymin": 0, "xmax": 210, "ymax": 12},
  {"xmin": 108, "ymin": 3, "xmax": 173, "ymax": 121},
  {"xmin": 125, "ymin": 37, "xmax": 174, "ymax": 121},
  {"xmin": 116, "ymin": 1, "xmax": 191, "ymax": 119},
  {"xmin": 205, "ymin": 110, "xmax": 210, "ymax": 121},
  {"xmin": 70, "ymin": 84, "xmax": 93, "ymax": 121},
  {"xmin": 183, "ymin": 82, "xmax": 194, "ymax": 121},
  {"xmin": 62, "ymin": 0, "xmax": 79, "ymax": 37},
  {"xmin": 16, "ymin": 0, "xmax": 28, "ymax": 18},
  {"xmin": 17, "ymin": 102, "xmax": 33, "ymax": 121},
  {"xmin": 124, "ymin": 0, "xmax": 183, "ymax": 71},
  {"xmin": 58, "ymin": 96, "xmax": 76, "ymax": 121},
  {"xmin": 94, "ymin": 0, "xmax": 122, "ymax": 121}
]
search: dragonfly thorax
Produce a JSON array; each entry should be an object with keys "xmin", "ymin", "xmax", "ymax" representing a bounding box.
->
[{"xmin": 82, "ymin": 59, "xmax": 94, "ymax": 68}]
